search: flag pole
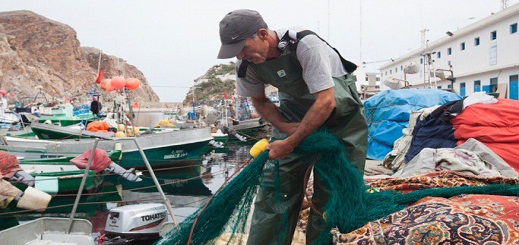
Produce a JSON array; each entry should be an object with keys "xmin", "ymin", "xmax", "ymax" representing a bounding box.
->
[
  {"xmin": 94, "ymin": 51, "xmax": 102, "ymax": 94},
  {"xmin": 97, "ymin": 51, "xmax": 102, "ymax": 74}
]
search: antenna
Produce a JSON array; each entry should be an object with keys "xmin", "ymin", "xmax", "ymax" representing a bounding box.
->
[
  {"xmin": 501, "ymin": 0, "xmax": 509, "ymax": 10},
  {"xmin": 420, "ymin": 29, "xmax": 429, "ymax": 48},
  {"xmin": 359, "ymin": 0, "xmax": 362, "ymax": 64},
  {"xmin": 327, "ymin": 0, "xmax": 331, "ymax": 40}
]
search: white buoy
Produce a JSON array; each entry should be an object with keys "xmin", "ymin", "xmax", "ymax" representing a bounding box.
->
[{"xmin": 16, "ymin": 187, "xmax": 52, "ymax": 211}]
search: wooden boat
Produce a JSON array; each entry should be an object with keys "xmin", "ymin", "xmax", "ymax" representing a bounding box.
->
[
  {"xmin": 223, "ymin": 118, "xmax": 270, "ymax": 145},
  {"xmin": 17, "ymin": 169, "xmax": 102, "ymax": 194},
  {"xmin": 12, "ymin": 150, "xmax": 122, "ymax": 194},
  {"xmin": 38, "ymin": 104, "xmax": 95, "ymax": 126},
  {"xmin": 5, "ymin": 126, "xmax": 214, "ymax": 169}
]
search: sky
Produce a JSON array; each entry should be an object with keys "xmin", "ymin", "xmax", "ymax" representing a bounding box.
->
[{"xmin": 3, "ymin": 0, "xmax": 518, "ymax": 102}]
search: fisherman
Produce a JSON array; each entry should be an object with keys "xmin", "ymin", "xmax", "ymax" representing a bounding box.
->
[
  {"xmin": 217, "ymin": 9, "xmax": 368, "ymax": 244},
  {"xmin": 90, "ymin": 96, "xmax": 102, "ymax": 118}
]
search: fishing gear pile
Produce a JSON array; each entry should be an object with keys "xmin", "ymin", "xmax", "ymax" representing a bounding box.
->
[{"xmin": 156, "ymin": 131, "xmax": 519, "ymax": 245}]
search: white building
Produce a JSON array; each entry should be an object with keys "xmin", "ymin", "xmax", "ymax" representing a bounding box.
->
[{"xmin": 379, "ymin": 3, "xmax": 519, "ymax": 100}]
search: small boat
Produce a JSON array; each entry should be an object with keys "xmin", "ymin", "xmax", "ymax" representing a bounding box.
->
[
  {"xmin": 222, "ymin": 118, "xmax": 270, "ymax": 144},
  {"xmin": 13, "ymin": 150, "xmax": 121, "ymax": 194},
  {"xmin": 18, "ymin": 169, "xmax": 102, "ymax": 194},
  {"xmin": 211, "ymin": 129, "xmax": 229, "ymax": 144},
  {"xmin": 0, "ymin": 217, "xmax": 96, "ymax": 244},
  {"xmin": 38, "ymin": 104, "xmax": 95, "ymax": 126},
  {"xmin": 0, "ymin": 124, "xmax": 188, "ymax": 244},
  {"xmin": 5, "ymin": 126, "xmax": 214, "ymax": 169},
  {"xmin": 30, "ymin": 122, "xmax": 116, "ymax": 140}
]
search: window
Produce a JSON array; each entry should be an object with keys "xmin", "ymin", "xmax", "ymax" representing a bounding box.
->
[
  {"xmin": 460, "ymin": 82, "xmax": 466, "ymax": 97},
  {"xmin": 474, "ymin": 37, "xmax": 480, "ymax": 46},
  {"xmin": 420, "ymin": 58, "xmax": 423, "ymax": 64},
  {"xmin": 447, "ymin": 84, "xmax": 452, "ymax": 89},
  {"xmin": 491, "ymin": 31, "xmax": 497, "ymax": 40},
  {"xmin": 437, "ymin": 86, "xmax": 442, "ymax": 89},
  {"xmin": 448, "ymin": 61, "xmax": 451, "ymax": 66},
  {"xmin": 474, "ymin": 80, "xmax": 481, "ymax": 92},
  {"xmin": 460, "ymin": 42, "xmax": 466, "ymax": 50},
  {"xmin": 510, "ymin": 75, "xmax": 518, "ymax": 100},
  {"xmin": 400, "ymin": 66, "xmax": 403, "ymax": 71},
  {"xmin": 437, "ymin": 52, "xmax": 441, "ymax": 58},
  {"xmin": 447, "ymin": 47, "xmax": 452, "ymax": 55},
  {"xmin": 395, "ymin": 68, "xmax": 398, "ymax": 73},
  {"xmin": 390, "ymin": 70, "xmax": 392, "ymax": 75},
  {"xmin": 490, "ymin": 77, "xmax": 498, "ymax": 92},
  {"xmin": 511, "ymin": 23, "xmax": 518, "ymax": 34}
]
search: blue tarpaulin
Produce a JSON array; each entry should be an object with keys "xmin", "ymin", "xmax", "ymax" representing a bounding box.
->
[{"xmin": 364, "ymin": 89, "xmax": 462, "ymax": 160}]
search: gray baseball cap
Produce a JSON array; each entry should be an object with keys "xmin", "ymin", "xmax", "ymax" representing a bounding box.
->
[{"xmin": 217, "ymin": 9, "xmax": 268, "ymax": 59}]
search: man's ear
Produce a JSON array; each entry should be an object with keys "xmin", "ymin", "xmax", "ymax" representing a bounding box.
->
[{"xmin": 257, "ymin": 29, "xmax": 269, "ymax": 40}]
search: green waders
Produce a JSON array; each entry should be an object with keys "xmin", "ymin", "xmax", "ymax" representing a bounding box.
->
[{"xmin": 246, "ymin": 53, "xmax": 368, "ymax": 245}]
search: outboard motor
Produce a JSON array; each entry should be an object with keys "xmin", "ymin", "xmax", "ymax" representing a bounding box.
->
[
  {"xmin": 102, "ymin": 203, "xmax": 169, "ymax": 244},
  {"xmin": 222, "ymin": 126, "xmax": 247, "ymax": 142}
]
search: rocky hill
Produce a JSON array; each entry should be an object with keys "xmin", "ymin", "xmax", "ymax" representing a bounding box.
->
[
  {"xmin": 0, "ymin": 10, "xmax": 159, "ymax": 106},
  {"xmin": 183, "ymin": 62, "xmax": 236, "ymax": 106}
]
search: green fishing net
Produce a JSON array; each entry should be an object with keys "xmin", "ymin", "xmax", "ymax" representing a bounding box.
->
[{"xmin": 156, "ymin": 131, "xmax": 519, "ymax": 245}]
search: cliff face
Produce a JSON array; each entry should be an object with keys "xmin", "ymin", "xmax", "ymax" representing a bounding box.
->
[
  {"xmin": 184, "ymin": 62, "xmax": 236, "ymax": 106},
  {"xmin": 0, "ymin": 10, "xmax": 159, "ymax": 106}
]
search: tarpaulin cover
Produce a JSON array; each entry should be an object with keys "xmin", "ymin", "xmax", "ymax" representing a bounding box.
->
[
  {"xmin": 364, "ymin": 89, "xmax": 462, "ymax": 160},
  {"xmin": 0, "ymin": 151, "xmax": 22, "ymax": 179},
  {"xmin": 452, "ymin": 98, "xmax": 519, "ymax": 173},
  {"xmin": 70, "ymin": 149, "xmax": 112, "ymax": 173},
  {"xmin": 86, "ymin": 121, "xmax": 109, "ymax": 132}
]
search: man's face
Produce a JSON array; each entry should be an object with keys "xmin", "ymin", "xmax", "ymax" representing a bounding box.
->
[{"xmin": 236, "ymin": 35, "xmax": 269, "ymax": 64}]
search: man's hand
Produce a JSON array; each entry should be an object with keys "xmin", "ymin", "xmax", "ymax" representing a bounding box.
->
[{"xmin": 265, "ymin": 139, "xmax": 296, "ymax": 159}]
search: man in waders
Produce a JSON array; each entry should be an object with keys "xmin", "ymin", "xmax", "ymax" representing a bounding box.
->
[{"xmin": 217, "ymin": 9, "xmax": 368, "ymax": 244}]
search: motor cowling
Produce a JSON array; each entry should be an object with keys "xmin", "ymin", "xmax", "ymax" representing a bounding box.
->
[{"xmin": 104, "ymin": 203, "xmax": 168, "ymax": 241}]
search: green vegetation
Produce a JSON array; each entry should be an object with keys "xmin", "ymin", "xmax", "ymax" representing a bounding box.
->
[{"xmin": 184, "ymin": 62, "xmax": 236, "ymax": 104}]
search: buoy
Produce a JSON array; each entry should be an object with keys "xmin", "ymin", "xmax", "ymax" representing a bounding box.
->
[
  {"xmin": 114, "ymin": 142, "xmax": 122, "ymax": 151},
  {"xmin": 101, "ymin": 79, "xmax": 113, "ymax": 92},
  {"xmin": 126, "ymin": 126, "xmax": 134, "ymax": 137},
  {"xmin": 115, "ymin": 131, "xmax": 125, "ymax": 138},
  {"xmin": 111, "ymin": 76, "xmax": 126, "ymax": 90},
  {"xmin": 16, "ymin": 187, "xmax": 52, "ymax": 211},
  {"xmin": 125, "ymin": 78, "xmax": 140, "ymax": 90},
  {"xmin": 133, "ymin": 127, "xmax": 140, "ymax": 134},
  {"xmin": 117, "ymin": 124, "xmax": 126, "ymax": 132},
  {"xmin": 249, "ymin": 138, "xmax": 269, "ymax": 158}
]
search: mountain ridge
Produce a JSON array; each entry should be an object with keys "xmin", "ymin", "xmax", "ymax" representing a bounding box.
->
[{"xmin": 0, "ymin": 10, "xmax": 159, "ymax": 106}]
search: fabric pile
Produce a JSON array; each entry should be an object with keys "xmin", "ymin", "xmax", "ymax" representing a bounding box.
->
[
  {"xmin": 364, "ymin": 89, "xmax": 462, "ymax": 160},
  {"xmin": 452, "ymin": 98, "xmax": 519, "ymax": 172},
  {"xmin": 383, "ymin": 92, "xmax": 519, "ymax": 177},
  {"xmin": 157, "ymin": 131, "xmax": 519, "ymax": 245},
  {"xmin": 334, "ymin": 92, "xmax": 519, "ymax": 244}
]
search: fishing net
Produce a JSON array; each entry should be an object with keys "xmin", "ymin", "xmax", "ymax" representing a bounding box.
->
[{"xmin": 156, "ymin": 131, "xmax": 519, "ymax": 245}]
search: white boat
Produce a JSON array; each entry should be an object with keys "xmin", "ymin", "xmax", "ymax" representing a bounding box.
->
[
  {"xmin": 3, "ymin": 126, "xmax": 214, "ymax": 169},
  {"xmin": 0, "ymin": 217, "xmax": 95, "ymax": 245}
]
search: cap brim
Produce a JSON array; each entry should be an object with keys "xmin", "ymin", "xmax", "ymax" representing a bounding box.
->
[{"xmin": 217, "ymin": 39, "xmax": 246, "ymax": 59}]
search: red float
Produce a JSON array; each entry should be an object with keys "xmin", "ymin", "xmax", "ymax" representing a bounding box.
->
[
  {"xmin": 125, "ymin": 78, "xmax": 140, "ymax": 90},
  {"xmin": 111, "ymin": 76, "xmax": 126, "ymax": 90},
  {"xmin": 100, "ymin": 79, "xmax": 113, "ymax": 92}
]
